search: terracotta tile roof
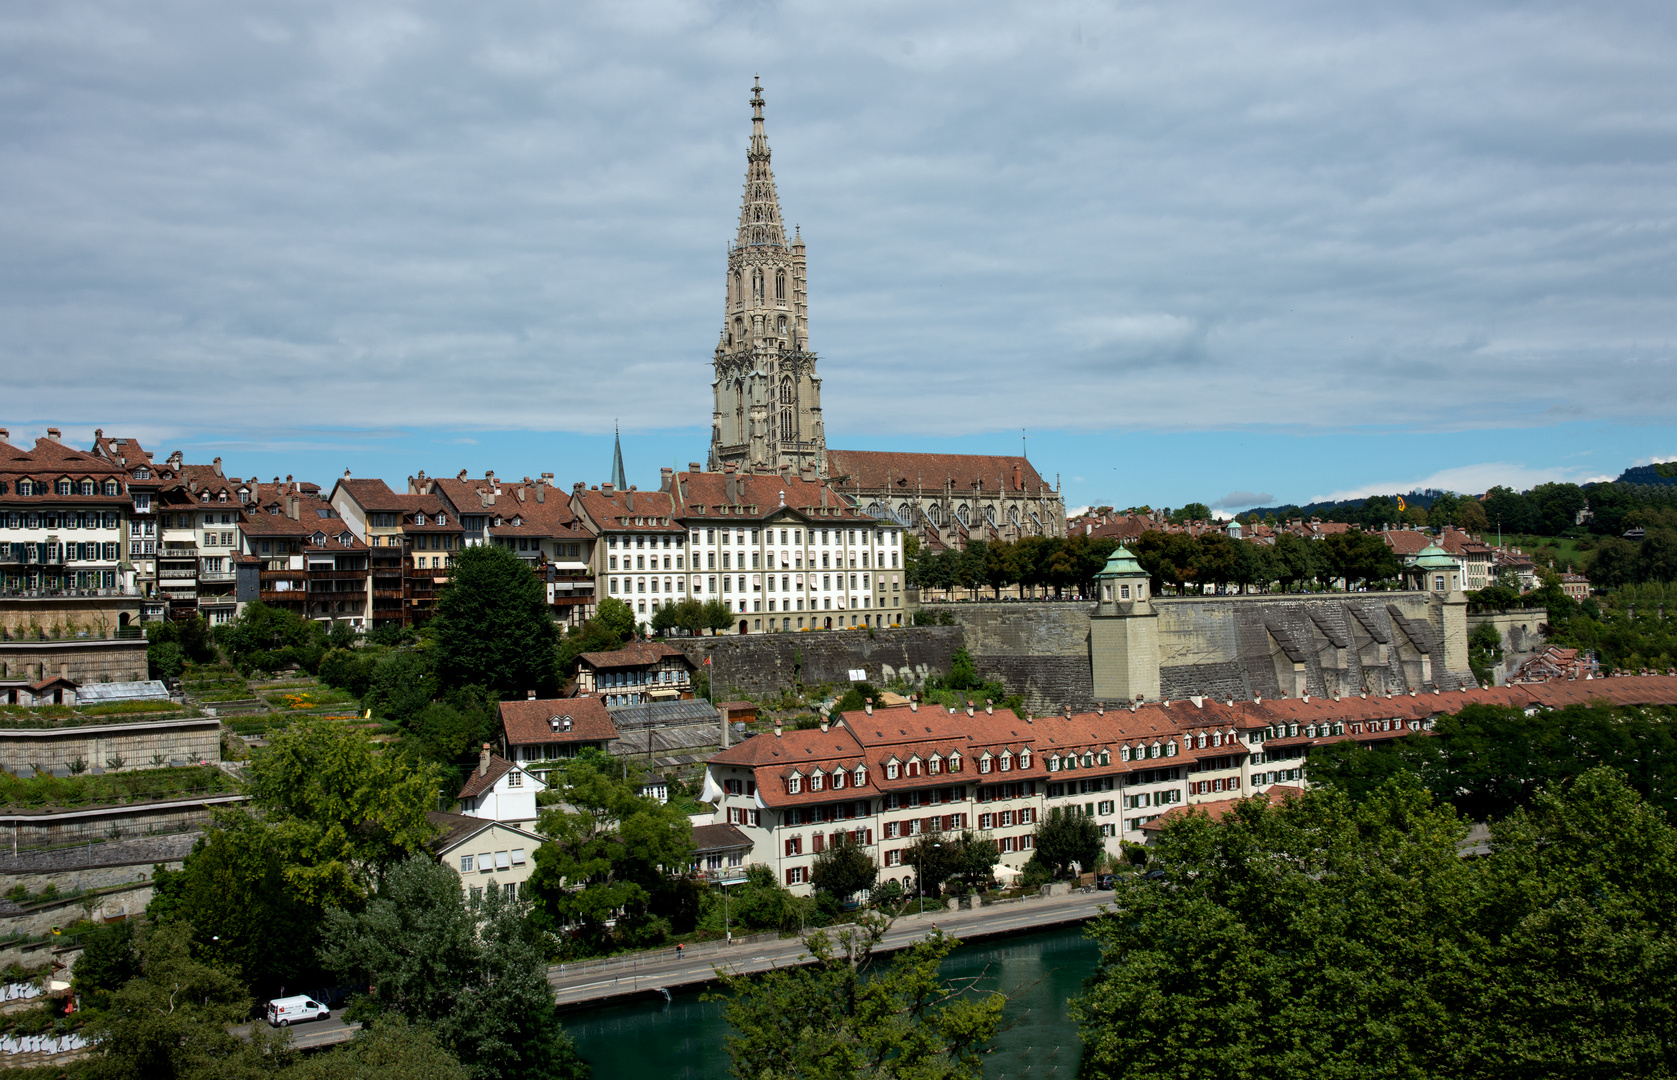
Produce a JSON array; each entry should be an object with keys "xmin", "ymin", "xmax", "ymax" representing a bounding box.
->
[
  {"xmin": 577, "ymin": 642, "xmax": 690, "ymax": 669},
  {"xmin": 499, "ymin": 696, "xmax": 620, "ymax": 746},
  {"xmin": 692, "ymin": 823, "xmax": 753, "ymax": 853},
  {"xmin": 671, "ymin": 471, "xmax": 875, "ymax": 523},
  {"xmin": 458, "ymin": 754, "xmax": 516, "ymax": 799},
  {"xmin": 331, "ymin": 478, "xmax": 410, "ymax": 512},
  {"xmin": 1141, "ymin": 785, "xmax": 1305, "ymax": 831},
  {"xmin": 571, "ymin": 485, "xmax": 683, "ymax": 533},
  {"xmin": 1381, "ymin": 530, "xmax": 1433, "ymax": 556},
  {"xmin": 0, "ymin": 437, "xmax": 133, "ymax": 506},
  {"xmin": 824, "ymin": 450, "xmax": 1049, "ymax": 494}
]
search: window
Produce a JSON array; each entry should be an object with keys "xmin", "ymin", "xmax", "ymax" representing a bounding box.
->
[
  {"xmin": 460, "ymin": 854, "xmax": 474, "ymax": 872},
  {"xmin": 507, "ymin": 771, "xmax": 522, "ymax": 788}
]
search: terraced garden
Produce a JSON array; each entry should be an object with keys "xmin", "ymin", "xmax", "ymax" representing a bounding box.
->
[{"xmin": 0, "ymin": 765, "xmax": 235, "ymax": 810}]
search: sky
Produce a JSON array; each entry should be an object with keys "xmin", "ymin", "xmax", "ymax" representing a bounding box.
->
[{"xmin": 3, "ymin": 0, "xmax": 1674, "ymax": 513}]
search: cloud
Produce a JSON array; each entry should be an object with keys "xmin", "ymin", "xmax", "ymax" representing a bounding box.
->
[
  {"xmin": 0, "ymin": 0, "xmax": 1674, "ymax": 447},
  {"xmin": 1309, "ymin": 462, "xmax": 1617, "ymax": 504},
  {"xmin": 1211, "ymin": 490, "xmax": 1273, "ymax": 510}
]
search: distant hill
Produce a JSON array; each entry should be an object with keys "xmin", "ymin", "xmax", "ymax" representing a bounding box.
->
[
  {"xmin": 1243, "ymin": 489, "xmax": 1448, "ymax": 521},
  {"xmin": 1617, "ymin": 462, "xmax": 1677, "ymax": 486}
]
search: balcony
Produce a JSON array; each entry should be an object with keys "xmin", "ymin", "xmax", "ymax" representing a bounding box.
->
[
  {"xmin": 0, "ymin": 586, "xmax": 140, "ymax": 600},
  {"xmin": 259, "ymin": 591, "xmax": 307, "ymax": 605},
  {"xmin": 198, "ymin": 570, "xmax": 235, "ymax": 584},
  {"xmin": 307, "ymin": 568, "xmax": 370, "ymax": 580}
]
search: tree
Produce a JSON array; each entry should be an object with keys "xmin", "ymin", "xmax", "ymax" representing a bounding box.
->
[
  {"xmin": 1323, "ymin": 530, "xmax": 1400, "ymax": 590},
  {"xmin": 242, "ymin": 720, "xmax": 443, "ymax": 907},
  {"xmin": 147, "ymin": 812, "xmax": 331, "ymax": 1000},
  {"xmin": 319, "ymin": 855, "xmax": 589, "ymax": 1080},
  {"xmin": 594, "ymin": 596, "xmax": 636, "ymax": 642},
  {"xmin": 71, "ymin": 920, "xmax": 141, "ymax": 1012},
  {"xmin": 698, "ymin": 864, "xmax": 808, "ymax": 935},
  {"xmin": 525, "ymin": 756, "xmax": 695, "ymax": 952},
  {"xmin": 1170, "ymin": 502, "xmax": 1212, "ymax": 525},
  {"xmin": 716, "ymin": 915, "xmax": 1005, "ymax": 1080},
  {"xmin": 701, "ymin": 599, "xmax": 734, "ymax": 634},
  {"xmin": 1031, "ymin": 806, "xmax": 1101, "ymax": 878},
  {"xmin": 948, "ymin": 647, "xmax": 979, "ymax": 691},
  {"xmin": 1272, "ymin": 532, "xmax": 1327, "ymax": 592},
  {"xmin": 220, "ymin": 1014, "xmax": 470, "ymax": 1080},
  {"xmin": 430, "ymin": 544, "xmax": 559, "ymax": 698},
  {"xmin": 1193, "ymin": 533, "xmax": 1239, "ymax": 592},
  {"xmin": 811, "ymin": 832, "xmax": 878, "ymax": 902},
  {"xmin": 82, "ymin": 920, "xmax": 250, "ymax": 1080}
]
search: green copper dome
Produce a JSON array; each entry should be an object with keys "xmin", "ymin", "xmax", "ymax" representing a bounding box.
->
[
  {"xmin": 1095, "ymin": 545, "xmax": 1147, "ymax": 578},
  {"xmin": 1412, "ymin": 542, "xmax": 1460, "ymax": 570}
]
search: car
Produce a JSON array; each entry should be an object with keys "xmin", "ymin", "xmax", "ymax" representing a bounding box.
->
[
  {"xmin": 1141, "ymin": 869, "xmax": 1169, "ymax": 883},
  {"xmin": 267, "ymin": 996, "xmax": 331, "ymax": 1027},
  {"xmin": 1096, "ymin": 873, "xmax": 1115, "ymax": 890}
]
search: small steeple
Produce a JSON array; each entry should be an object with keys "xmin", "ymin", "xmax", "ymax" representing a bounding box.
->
[{"xmin": 609, "ymin": 422, "xmax": 627, "ymax": 490}]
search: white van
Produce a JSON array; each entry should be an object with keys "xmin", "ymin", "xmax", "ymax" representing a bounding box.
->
[{"xmin": 266, "ymin": 996, "xmax": 331, "ymax": 1027}]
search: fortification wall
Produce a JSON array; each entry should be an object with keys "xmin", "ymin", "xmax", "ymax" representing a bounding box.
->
[
  {"xmin": 1466, "ymin": 608, "xmax": 1549, "ymax": 684},
  {"xmin": 669, "ymin": 627, "xmax": 964, "ymax": 701},
  {"xmin": 920, "ymin": 593, "xmax": 1475, "ymax": 711}
]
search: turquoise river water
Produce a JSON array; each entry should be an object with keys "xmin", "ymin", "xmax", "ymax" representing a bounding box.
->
[{"xmin": 561, "ymin": 923, "xmax": 1102, "ymax": 1080}]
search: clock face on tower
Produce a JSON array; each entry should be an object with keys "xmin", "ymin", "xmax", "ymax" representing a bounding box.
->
[{"xmin": 709, "ymin": 79, "xmax": 825, "ymax": 478}]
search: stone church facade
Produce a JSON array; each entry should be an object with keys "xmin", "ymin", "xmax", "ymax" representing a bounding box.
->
[{"xmin": 707, "ymin": 83, "xmax": 1065, "ymax": 551}]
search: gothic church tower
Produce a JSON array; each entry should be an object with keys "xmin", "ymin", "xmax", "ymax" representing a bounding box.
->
[{"xmin": 708, "ymin": 79, "xmax": 826, "ymax": 476}]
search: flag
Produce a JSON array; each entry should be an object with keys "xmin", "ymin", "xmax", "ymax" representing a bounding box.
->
[{"xmin": 703, "ymin": 656, "xmax": 712, "ymax": 666}]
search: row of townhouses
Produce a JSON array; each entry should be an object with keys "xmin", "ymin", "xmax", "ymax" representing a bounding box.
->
[
  {"xmin": 697, "ymin": 675, "xmax": 1677, "ymax": 894},
  {"xmin": 1, "ymin": 428, "xmax": 921, "ymax": 639}
]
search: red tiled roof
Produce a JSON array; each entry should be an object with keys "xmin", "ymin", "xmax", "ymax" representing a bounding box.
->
[
  {"xmin": 692, "ymin": 823, "xmax": 753, "ymax": 853},
  {"xmin": 458, "ymin": 754, "xmax": 516, "ymax": 799},
  {"xmin": 824, "ymin": 450, "xmax": 1049, "ymax": 493},
  {"xmin": 499, "ymin": 696, "xmax": 620, "ymax": 746},
  {"xmin": 1381, "ymin": 530, "xmax": 1433, "ymax": 556},
  {"xmin": 331, "ymin": 478, "xmax": 410, "ymax": 512},
  {"xmin": 578, "ymin": 642, "xmax": 689, "ymax": 669},
  {"xmin": 672, "ymin": 471, "xmax": 874, "ymax": 523},
  {"xmin": 571, "ymin": 486, "xmax": 683, "ymax": 533}
]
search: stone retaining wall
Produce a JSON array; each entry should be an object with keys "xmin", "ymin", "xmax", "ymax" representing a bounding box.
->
[
  {"xmin": 0, "ymin": 794, "xmax": 246, "ymax": 848},
  {"xmin": 669, "ymin": 627, "xmax": 964, "ymax": 701},
  {"xmin": 0, "ymin": 636, "xmax": 148, "ymax": 684},
  {"xmin": 0, "ymin": 716, "xmax": 221, "ymax": 773}
]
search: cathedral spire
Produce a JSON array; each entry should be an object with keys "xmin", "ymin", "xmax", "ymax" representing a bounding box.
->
[
  {"xmin": 609, "ymin": 423, "xmax": 627, "ymax": 489},
  {"xmin": 737, "ymin": 76, "xmax": 786, "ymax": 249}
]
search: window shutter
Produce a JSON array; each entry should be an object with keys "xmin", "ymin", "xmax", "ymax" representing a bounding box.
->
[{"xmin": 865, "ymin": 829, "xmax": 874, "ymax": 845}]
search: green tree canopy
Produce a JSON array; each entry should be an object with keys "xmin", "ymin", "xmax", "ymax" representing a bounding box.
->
[
  {"xmin": 243, "ymin": 720, "xmax": 443, "ymax": 907},
  {"xmin": 430, "ymin": 544, "xmax": 559, "ymax": 698},
  {"xmin": 715, "ymin": 916, "xmax": 1005, "ymax": 1080},
  {"xmin": 1031, "ymin": 806, "xmax": 1102, "ymax": 878},
  {"xmin": 319, "ymin": 855, "xmax": 589, "ymax": 1080},
  {"xmin": 1074, "ymin": 770, "xmax": 1677, "ymax": 1080},
  {"xmin": 525, "ymin": 755, "xmax": 695, "ymax": 953},
  {"xmin": 810, "ymin": 831, "xmax": 878, "ymax": 902},
  {"xmin": 82, "ymin": 920, "xmax": 250, "ymax": 1080}
]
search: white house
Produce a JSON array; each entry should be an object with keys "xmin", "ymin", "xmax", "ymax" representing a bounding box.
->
[
  {"xmin": 427, "ymin": 811, "xmax": 544, "ymax": 903},
  {"xmin": 456, "ymin": 745, "xmax": 545, "ymax": 827}
]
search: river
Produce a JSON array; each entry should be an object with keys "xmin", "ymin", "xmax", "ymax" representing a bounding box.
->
[{"xmin": 561, "ymin": 922, "xmax": 1102, "ymax": 1080}]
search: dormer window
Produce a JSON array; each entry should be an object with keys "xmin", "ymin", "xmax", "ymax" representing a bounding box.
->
[
  {"xmin": 809, "ymin": 772, "xmax": 824, "ymax": 792},
  {"xmin": 239, "ymin": 489, "xmax": 249, "ymax": 503},
  {"xmin": 831, "ymin": 769, "xmax": 845, "ymax": 790},
  {"xmin": 104, "ymin": 481, "xmax": 120, "ymax": 496},
  {"xmin": 1018, "ymin": 749, "xmax": 1031, "ymax": 770},
  {"xmin": 906, "ymin": 758, "xmax": 921, "ymax": 778},
  {"xmin": 549, "ymin": 715, "xmax": 573, "ymax": 732},
  {"xmin": 512, "ymin": 517, "xmax": 522, "ymax": 527},
  {"xmin": 1098, "ymin": 750, "xmax": 1111, "ymax": 766},
  {"xmin": 788, "ymin": 775, "xmax": 802, "ymax": 794},
  {"xmin": 135, "ymin": 467, "xmax": 150, "ymax": 479},
  {"xmin": 979, "ymin": 755, "xmax": 993, "ymax": 775},
  {"xmin": 438, "ymin": 513, "xmax": 448, "ymax": 524},
  {"xmin": 927, "ymin": 755, "xmax": 941, "ymax": 775},
  {"xmin": 1119, "ymin": 746, "xmax": 1131, "ymax": 763},
  {"xmin": 415, "ymin": 513, "xmax": 427, "ymax": 526},
  {"xmin": 217, "ymin": 491, "xmax": 227, "ymax": 503},
  {"xmin": 1212, "ymin": 732, "xmax": 1223, "ymax": 747},
  {"xmin": 853, "ymin": 766, "xmax": 867, "ymax": 787},
  {"xmin": 885, "ymin": 760, "xmax": 899, "ymax": 780},
  {"xmin": 1048, "ymin": 755, "xmax": 1061, "ymax": 772},
  {"xmin": 948, "ymin": 753, "xmax": 962, "ymax": 773},
  {"xmin": 999, "ymin": 752, "xmax": 1012, "ymax": 772},
  {"xmin": 312, "ymin": 532, "xmax": 326, "ymax": 546},
  {"xmin": 1165, "ymin": 742, "xmax": 1177, "ymax": 757},
  {"xmin": 338, "ymin": 532, "xmax": 352, "ymax": 546}
]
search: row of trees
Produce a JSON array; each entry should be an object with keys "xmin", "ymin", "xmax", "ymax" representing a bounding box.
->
[{"xmin": 910, "ymin": 529, "xmax": 1406, "ymax": 599}]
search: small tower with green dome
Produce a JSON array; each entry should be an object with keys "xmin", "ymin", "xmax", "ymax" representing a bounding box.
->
[{"xmin": 1089, "ymin": 545, "xmax": 1160, "ymax": 703}]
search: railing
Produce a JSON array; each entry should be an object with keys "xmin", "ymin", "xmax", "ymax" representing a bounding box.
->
[
  {"xmin": 307, "ymin": 568, "xmax": 369, "ymax": 580},
  {"xmin": 197, "ymin": 571, "xmax": 235, "ymax": 583}
]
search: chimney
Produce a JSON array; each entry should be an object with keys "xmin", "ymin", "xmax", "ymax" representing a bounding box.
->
[
  {"xmin": 286, "ymin": 494, "xmax": 299, "ymax": 520},
  {"xmin": 1096, "ymin": 703, "xmax": 1105, "ymax": 716},
  {"xmin": 864, "ymin": 698, "xmax": 873, "ymax": 716},
  {"xmin": 689, "ymin": 462, "xmax": 702, "ymax": 472},
  {"xmin": 213, "ymin": 457, "xmax": 223, "ymax": 477},
  {"xmin": 526, "ymin": 690, "xmax": 536, "ymax": 700},
  {"xmin": 985, "ymin": 699, "xmax": 993, "ymax": 715},
  {"xmin": 574, "ymin": 482, "xmax": 586, "ymax": 494},
  {"xmin": 660, "ymin": 467, "xmax": 673, "ymax": 492},
  {"xmin": 46, "ymin": 428, "xmax": 61, "ymax": 442},
  {"xmin": 909, "ymin": 699, "xmax": 919, "ymax": 713},
  {"xmin": 0, "ymin": 429, "xmax": 8, "ymax": 443},
  {"xmin": 820, "ymin": 718, "xmax": 829, "ymax": 733},
  {"xmin": 344, "ymin": 468, "xmax": 351, "ymax": 478},
  {"xmin": 602, "ymin": 483, "xmax": 614, "ymax": 495},
  {"xmin": 774, "ymin": 722, "xmax": 783, "ymax": 738},
  {"xmin": 965, "ymin": 704, "xmax": 974, "ymax": 717},
  {"xmin": 479, "ymin": 744, "xmax": 491, "ymax": 777}
]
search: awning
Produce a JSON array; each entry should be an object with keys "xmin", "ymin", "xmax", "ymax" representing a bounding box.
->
[{"xmin": 648, "ymin": 689, "xmax": 682, "ymax": 700}]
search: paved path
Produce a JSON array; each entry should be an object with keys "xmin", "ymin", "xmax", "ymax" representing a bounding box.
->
[
  {"xmin": 234, "ymin": 1008, "xmax": 357, "ymax": 1051},
  {"xmin": 549, "ymin": 888, "xmax": 1112, "ymax": 1008}
]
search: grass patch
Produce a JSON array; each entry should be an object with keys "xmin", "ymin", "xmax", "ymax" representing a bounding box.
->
[
  {"xmin": 0, "ymin": 765, "xmax": 235, "ymax": 810},
  {"xmin": 264, "ymin": 688, "xmax": 357, "ymax": 710},
  {"xmin": 78, "ymin": 700, "xmax": 179, "ymax": 716}
]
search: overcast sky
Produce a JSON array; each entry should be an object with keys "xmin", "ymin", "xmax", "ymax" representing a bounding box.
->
[{"xmin": 3, "ymin": 0, "xmax": 1673, "ymax": 511}]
